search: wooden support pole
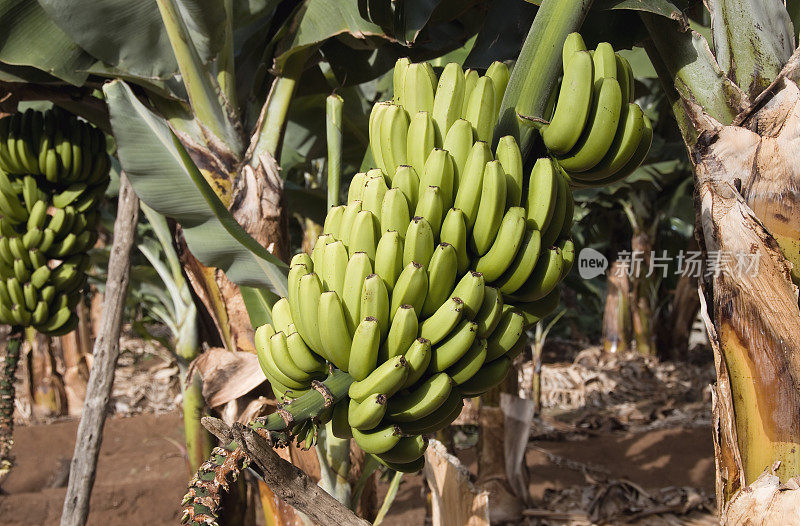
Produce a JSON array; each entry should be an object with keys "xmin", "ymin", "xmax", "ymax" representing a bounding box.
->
[{"xmin": 60, "ymin": 175, "xmax": 139, "ymax": 526}]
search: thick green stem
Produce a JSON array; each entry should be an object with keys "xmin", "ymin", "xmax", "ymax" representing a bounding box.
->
[
  {"xmin": 493, "ymin": 0, "xmax": 593, "ymax": 152},
  {"xmin": 0, "ymin": 330, "xmax": 23, "ymax": 484},
  {"xmin": 640, "ymin": 13, "xmax": 746, "ymax": 129},
  {"xmin": 316, "ymin": 425, "xmax": 352, "ymax": 506},
  {"xmin": 326, "ymin": 94, "xmax": 344, "ymax": 209},
  {"xmin": 156, "ymin": 0, "xmax": 241, "ymax": 152},
  {"xmin": 217, "ymin": 0, "xmax": 239, "ymax": 118},
  {"xmin": 183, "ymin": 372, "xmax": 212, "ymax": 472},
  {"xmin": 249, "ymin": 53, "xmax": 308, "ymax": 166},
  {"xmin": 252, "ymin": 369, "xmax": 354, "ymax": 433}
]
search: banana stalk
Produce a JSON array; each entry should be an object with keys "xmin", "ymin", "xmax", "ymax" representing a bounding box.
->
[
  {"xmin": 327, "ymin": 94, "xmax": 344, "ymax": 209},
  {"xmin": 494, "ymin": 0, "xmax": 594, "ymax": 152}
]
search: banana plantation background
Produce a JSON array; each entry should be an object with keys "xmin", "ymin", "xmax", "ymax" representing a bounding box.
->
[{"xmin": 0, "ymin": 0, "xmax": 799, "ymax": 524}]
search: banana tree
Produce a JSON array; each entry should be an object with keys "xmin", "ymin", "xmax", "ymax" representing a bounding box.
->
[{"xmin": 638, "ymin": 0, "xmax": 800, "ymax": 518}]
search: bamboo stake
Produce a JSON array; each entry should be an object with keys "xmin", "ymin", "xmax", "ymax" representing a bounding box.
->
[{"xmin": 60, "ymin": 175, "xmax": 139, "ymax": 526}]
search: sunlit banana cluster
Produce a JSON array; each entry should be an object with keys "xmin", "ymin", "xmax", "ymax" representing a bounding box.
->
[
  {"xmin": 255, "ymin": 57, "xmax": 578, "ymax": 471},
  {"xmin": 0, "ymin": 109, "xmax": 109, "ymax": 334},
  {"xmin": 542, "ymin": 33, "xmax": 653, "ymax": 187}
]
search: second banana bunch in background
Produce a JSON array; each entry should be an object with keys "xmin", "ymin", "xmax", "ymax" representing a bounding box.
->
[{"xmin": 254, "ymin": 32, "xmax": 651, "ymax": 472}]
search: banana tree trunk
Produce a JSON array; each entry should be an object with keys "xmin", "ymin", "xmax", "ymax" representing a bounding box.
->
[
  {"xmin": 658, "ymin": 238, "xmax": 700, "ymax": 360},
  {"xmin": 630, "ymin": 230, "xmax": 656, "ymax": 356},
  {"xmin": 602, "ymin": 259, "xmax": 631, "ymax": 353},
  {"xmin": 650, "ymin": 27, "xmax": 800, "ymax": 514},
  {"xmin": 642, "ymin": 4, "xmax": 800, "ymax": 515}
]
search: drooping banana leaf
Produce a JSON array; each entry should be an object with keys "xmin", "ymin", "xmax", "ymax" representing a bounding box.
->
[
  {"xmin": 0, "ymin": 0, "xmax": 94, "ymax": 85},
  {"xmin": 104, "ymin": 80, "xmax": 289, "ymax": 297}
]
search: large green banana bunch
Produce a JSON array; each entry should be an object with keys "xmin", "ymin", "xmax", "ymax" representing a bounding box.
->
[
  {"xmin": 254, "ymin": 57, "xmax": 578, "ymax": 471},
  {"xmin": 0, "ymin": 108, "xmax": 109, "ymax": 335},
  {"xmin": 541, "ymin": 33, "xmax": 653, "ymax": 187}
]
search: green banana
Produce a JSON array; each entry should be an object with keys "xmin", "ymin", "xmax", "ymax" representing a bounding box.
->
[
  {"xmin": 362, "ymin": 174, "xmax": 389, "ymax": 217},
  {"xmin": 270, "ymin": 331, "xmax": 319, "ymax": 383},
  {"xmin": 508, "ymin": 245, "xmax": 564, "ymax": 302},
  {"xmin": 616, "ymin": 53, "xmax": 636, "ymax": 103},
  {"xmin": 485, "ymin": 61, "xmax": 510, "ymax": 115},
  {"xmin": 401, "ymin": 63, "xmax": 435, "ymax": 116},
  {"xmin": 393, "ymin": 58, "xmax": 410, "ymax": 104},
  {"xmin": 448, "ymin": 338, "xmax": 488, "ymax": 385},
  {"xmin": 382, "ymin": 304, "xmax": 419, "ymax": 361},
  {"xmin": 392, "ymin": 165, "xmax": 419, "ymax": 209},
  {"xmin": 485, "ymin": 305, "xmax": 526, "ymax": 361},
  {"xmin": 339, "ymin": 200, "xmax": 363, "ymax": 248},
  {"xmin": 541, "ymin": 50, "xmax": 594, "ymax": 155},
  {"xmin": 471, "ymin": 160, "xmax": 506, "ymax": 255},
  {"xmin": 378, "ymin": 434, "xmax": 427, "ymax": 464},
  {"xmin": 271, "ymin": 297, "xmax": 293, "ymax": 334},
  {"xmin": 348, "ymin": 210, "xmax": 379, "ymax": 261},
  {"xmin": 352, "ymin": 424, "xmax": 402, "ymax": 455},
  {"xmin": 311, "ymin": 233, "xmax": 333, "ymax": 277},
  {"xmin": 459, "ymin": 356, "xmax": 512, "ymax": 396},
  {"xmin": 421, "ymin": 243, "xmax": 458, "ymax": 318},
  {"xmin": 495, "ymin": 228, "xmax": 542, "ymax": 295},
  {"xmin": 297, "ymin": 272, "xmax": 325, "ymax": 354},
  {"xmin": 387, "ymin": 372, "xmax": 453, "ymax": 421},
  {"xmin": 286, "ymin": 330, "xmax": 326, "ymax": 374},
  {"xmin": 360, "ymin": 273, "xmax": 390, "ymax": 338},
  {"xmin": 557, "ymin": 77, "xmax": 623, "ymax": 172},
  {"xmin": 414, "ymin": 185, "xmax": 444, "ymax": 236},
  {"xmin": 403, "ymin": 216, "xmax": 434, "ymax": 269},
  {"xmin": 348, "ymin": 393, "xmax": 387, "ymax": 431},
  {"xmin": 440, "ymin": 208, "xmax": 470, "ymax": 275},
  {"xmin": 401, "ymin": 337, "xmax": 432, "ymax": 388},
  {"xmin": 475, "ymin": 286, "xmax": 503, "ymax": 338},
  {"xmin": 318, "ymin": 291, "xmax": 352, "ymax": 370},
  {"xmin": 432, "ymin": 63, "xmax": 465, "ymax": 145},
  {"xmin": 540, "ymin": 173, "xmax": 567, "ymax": 249},
  {"xmin": 407, "ymin": 111, "xmax": 436, "ymax": 175},
  {"xmin": 592, "ymin": 42, "xmax": 617, "ymax": 84},
  {"xmin": 442, "ymin": 119, "xmax": 473, "ymax": 188},
  {"xmin": 562, "ymin": 32, "xmax": 587, "ymax": 70},
  {"xmin": 348, "ymin": 316, "xmax": 382, "ymax": 381},
  {"xmin": 389, "ymin": 261, "xmax": 428, "ymax": 319},
  {"xmin": 348, "ymin": 172, "xmax": 367, "ymax": 203},
  {"xmin": 398, "ymin": 388, "xmax": 463, "ymax": 435},
  {"xmin": 342, "ymin": 251, "xmax": 373, "ymax": 333},
  {"xmin": 464, "ymin": 76, "xmax": 495, "ymax": 143},
  {"xmin": 429, "ymin": 319, "xmax": 478, "ymax": 371},
  {"xmin": 559, "ymin": 238, "xmax": 575, "ymax": 279},
  {"xmin": 450, "ymin": 270, "xmax": 485, "ymax": 320},
  {"xmin": 380, "ymin": 187, "xmax": 410, "ymax": 236},
  {"xmin": 322, "ymin": 240, "xmax": 349, "ymax": 298},
  {"xmin": 453, "ymin": 140, "xmax": 492, "ymax": 230},
  {"xmin": 374, "ymin": 229, "xmax": 404, "ymax": 292},
  {"xmin": 461, "ymin": 69, "xmax": 479, "ymax": 118},
  {"xmin": 474, "ymin": 206, "xmax": 526, "ymax": 282},
  {"xmin": 419, "ymin": 296, "xmax": 463, "ymax": 345},
  {"xmin": 369, "ymin": 102, "xmax": 392, "ymax": 175},
  {"xmin": 495, "ymin": 135, "xmax": 523, "ymax": 208},
  {"xmin": 419, "ymin": 148, "xmax": 454, "ymax": 211},
  {"xmin": 572, "ymin": 103, "xmax": 644, "ymax": 182},
  {"xmin": 349, "ymin": 354, "xmax": 409, "ymax": 401},
  {"xmin": 516, "ymin": 287, "xmax": 561, "ymax": 327}
]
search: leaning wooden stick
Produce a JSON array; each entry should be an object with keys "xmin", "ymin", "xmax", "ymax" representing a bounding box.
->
[
  {"xmin": 187, "ymin": 417, "xmax": 370, "ymax": 526},
  {"xmin": 60, "ymin": 174, "xmax": 139, "ymax": 526}
]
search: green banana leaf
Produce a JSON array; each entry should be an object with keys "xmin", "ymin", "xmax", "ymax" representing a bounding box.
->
[
  {"xmin": 0, "ymin": 0, "xmax": 94, "ymax": 85},
  {"xmin": 104, "ymin": 80, "xmax": 289, "ymax": 297}
]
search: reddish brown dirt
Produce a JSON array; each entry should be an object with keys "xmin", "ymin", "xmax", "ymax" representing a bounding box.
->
[
  {"xmin": 0, "ymin": 413, "xmax": 714, "ymax": 525},
  {"xmin": 0, "ymin": 413, "xmax": 188, "ymax": 525}
]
